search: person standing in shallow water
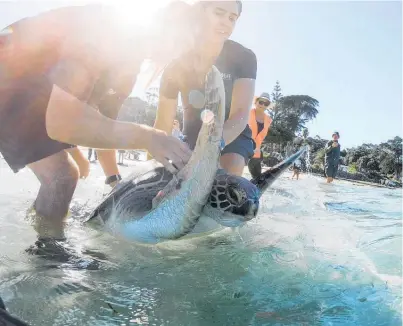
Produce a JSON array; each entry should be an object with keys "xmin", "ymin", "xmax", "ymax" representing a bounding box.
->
[
  {"xmin": 324, "ymin": 131, "xmax": 341, "ymax": 183},
  {"xmin": 247, "ymin": 93, "xmax": 273, "ymax": 179}
]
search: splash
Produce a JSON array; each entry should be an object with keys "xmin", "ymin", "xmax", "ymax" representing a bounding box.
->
[{"xmin": 305, "ymin": 144, "xmax": 312, "ymax": 174}]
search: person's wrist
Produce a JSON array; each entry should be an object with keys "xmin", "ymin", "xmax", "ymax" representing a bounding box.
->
[{"xmin": 128, "ymin": 123, "xmax": 154, "ymax": 151}]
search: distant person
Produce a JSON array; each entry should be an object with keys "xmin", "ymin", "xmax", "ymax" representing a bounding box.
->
[
  {"xmin": 171, "ymin": 120, "xmax": 184, "ymax": 140},
  {"xmin": 324, "ymin": 131, "xmax": 341, "ymax": 183},
  {"xmin": 247, "ymin": 92, "xmax": 273, "ymax": 179},
  {"xmin": 291, "ymin": 159, "xmax": 301, "ymax": 180},
  {"xmin": 87, "ymin": 148, "xmax": 98, "ymax": 162},
  {"xmin": 118, "ymin": 149, "xmax": 126, "ymax": 165}
]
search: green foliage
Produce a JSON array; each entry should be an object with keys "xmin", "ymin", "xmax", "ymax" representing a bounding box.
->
[
  {"xmin": 348, "ymin": 163, "xmax": 358, "ymax": 174},
  {"xmin": 344, "ymin": 136, "xmax": 402, "ymax": 178},
  {"xmin": 264, "ymin": 81, "xmax": 319, "ymax": 145},
  {"xmin": 313, "ymin": 148, "xmax": 325, "ymax": 168}
]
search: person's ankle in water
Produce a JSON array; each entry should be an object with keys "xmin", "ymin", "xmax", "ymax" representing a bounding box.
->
[
  {"xmin": 25, "ymin": 204, "xmax": 67, "ymax": 240},
  {"xmin": 25, "ymin": 207, "xmax": 102, "ymax": 269}
]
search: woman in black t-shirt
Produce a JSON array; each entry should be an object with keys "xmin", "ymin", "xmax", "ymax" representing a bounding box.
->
[{"xmin": 154, "ymin": 0, "xmax": 257, "ymax": 176}]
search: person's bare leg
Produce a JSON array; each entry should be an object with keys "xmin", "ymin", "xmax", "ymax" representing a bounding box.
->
[
  {"xmin": 95, "ymin": 102, "xmax": 121, "ymax": 184},
  {"xmin": 95, "ymin": 149, "xmax": 119, "ymax": 178},
  {"xmin": 65, "ymin": 147, "xmax": 90, "ymax": 179},
  {"xmin": 220, "ymin": 153, "xmax": 246, "ymax": 176},
  {"xmin": 326, "ymin": 177, "xmax": 333, "ymax": 183},
  {"xmin": 28, "ymin": 151, "xmax": 79, "ymax": 239}
]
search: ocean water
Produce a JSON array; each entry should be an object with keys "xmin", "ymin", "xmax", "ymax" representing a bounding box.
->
[{"xmin": 0, "ymin": 154, "xmax": 401, "ymax": 326}]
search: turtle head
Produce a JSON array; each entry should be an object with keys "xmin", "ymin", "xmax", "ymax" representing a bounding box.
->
[{"xmin": 206, "ymin": 173, "xmax": 260, "ymax": 227}]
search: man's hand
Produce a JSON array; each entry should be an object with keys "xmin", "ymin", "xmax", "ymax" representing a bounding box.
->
[
  {"xmin": 146, "ymin": 129, "xmax": 192, "ymax": 174},
  {"xmin": 332, "ymin": 142, "xmax": 339, "ymax": 148}
]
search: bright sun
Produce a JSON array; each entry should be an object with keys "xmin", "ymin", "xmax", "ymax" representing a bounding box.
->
[{"xmin": 102, "ymin": 0, "xmax": 171, "ymax": 28}]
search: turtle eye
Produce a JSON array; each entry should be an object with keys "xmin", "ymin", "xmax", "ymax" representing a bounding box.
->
[{"xmin": 227, "ymin": 187, "xmax": 243, "ymax": 204}]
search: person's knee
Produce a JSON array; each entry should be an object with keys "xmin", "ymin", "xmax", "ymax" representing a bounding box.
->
[
  {"xmin": 220, "ymin": 153, "xmax": 246, "ymax": 176},
  {"xmin": 29, "ymin": 151, "xmax": 79, "ymax": 193}
]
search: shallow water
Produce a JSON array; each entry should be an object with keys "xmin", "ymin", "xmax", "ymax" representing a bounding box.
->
[{"xmin": 0, "ymin": 155, "xmax": 401, "ymax": 326}]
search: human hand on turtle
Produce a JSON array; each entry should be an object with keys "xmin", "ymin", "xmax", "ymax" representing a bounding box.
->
[{"xmin": 146, "ymin": 128, "xmax": 192, "ymax": 174}]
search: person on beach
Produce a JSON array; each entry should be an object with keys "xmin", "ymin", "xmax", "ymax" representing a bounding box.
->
[
  {"xmin": 247, "ymin": 92, "xmax": 273, "ymax": 179},
  {"xmin": 291, "ymin": 159, "xmax": 301, "ymax": 180},
  {"xmin": 153, "ymin": 0, "xmax": 257, "ymax": 177},
  {"xmin": 0, "ymin": 2, "xmax": 196, "ymax": 248},
  {"xmin": 87, "ymin": 148, "xmax": 98, "ymax": 162},
  {"xmin": 171, "ymin": 119, "xmax": 184, "ymax": 140},
  {"xmin": 324, "ymin": 131, "xmax": 341, "ymax": 183}
]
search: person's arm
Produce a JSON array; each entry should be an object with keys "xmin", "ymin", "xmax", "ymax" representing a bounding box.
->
[
  {"xmin": 334, "ymin": 145, "xmax": 341, "ymax": 162},
  {"xmin": 45, "ymin": 59, "xmax": 191, "ymax": 173},
  {"xmin": 324, "ymin": 141, "xmax": 333, "ymax": 153},
  {"xmin": 223, "ymin": 49, "xmax": 257, "ymax": 146},
  {"xmin": 149, "ymin": 66, "xmax": 180, "ymax": 159},
  {"xmin": 45, "ymin": 58, "xmax": 152, "ymax": 150},
  {"xmin": 153, "ymin": 68, "xmax": 179, "ymax": 135}
]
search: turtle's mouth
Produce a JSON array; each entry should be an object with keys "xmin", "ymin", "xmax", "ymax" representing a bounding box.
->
[{"xmin": 214, "ymin": 211, "xmax": 248, "ymax": 228}]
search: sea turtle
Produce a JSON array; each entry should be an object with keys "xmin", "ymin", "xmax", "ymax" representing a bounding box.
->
[{"xmin": 85, "ymin": 66, "xmax": 307, "ymax": 243}]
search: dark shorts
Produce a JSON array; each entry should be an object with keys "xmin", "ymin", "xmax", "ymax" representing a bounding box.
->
[
  {"xmin": 325, "ymin": 163, "xmax": 338, "ymax": 178},
  {"xmin": 0, "ymin": 74, "xmax": 75, "ymax": 173},
  {"xmin": 221, "ymin": 133, "xmax": 255, "ymax": 164},
  {"xmin": 183, "ymin": 117, "xmax": 255, "ymax": 164}
]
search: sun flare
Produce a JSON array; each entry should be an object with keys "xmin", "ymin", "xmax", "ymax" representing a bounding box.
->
[{"xmin": 101, "ymin": 0, "xmax": 171, "ymax": 28}]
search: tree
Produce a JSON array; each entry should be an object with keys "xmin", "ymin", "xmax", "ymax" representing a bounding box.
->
[
  {"xmin": 264, "ymin": 81, "xmax": 320, "ymax": 148},
  {"xmin": 271, "ymin": 80, "xmax": 283, "ymax": 103},
  {"xmin": 302, "ymin": 128, "xmax": 309, "ymax": 140}
]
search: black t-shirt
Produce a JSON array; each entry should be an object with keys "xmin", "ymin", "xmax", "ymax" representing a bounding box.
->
[
  {"xmin": 257, "ymin": 121, "xmax": 264, "ymax": 134},
  {"xmin": 160, "ymin": 40, "xmax": 257, "ymax": 149}
]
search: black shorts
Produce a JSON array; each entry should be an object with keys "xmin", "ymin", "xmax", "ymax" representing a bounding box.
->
[
  {"xmin": 184, "ymin": 130, "xmax": 255, "ymax": 164},
  {"xmin": 325, "ymin": 163, "xmax": 338, "ymax": 178},
  {"xmin": 183, "ymin": 117, "xmax": 255, "ymax": 164},
  {"xmin": 221, "ymin": 133, "xmax": 255, "ymax": 164},
  {"xmin": 0, "ymin": 74, "xmax": 75, "ymax": 173}
]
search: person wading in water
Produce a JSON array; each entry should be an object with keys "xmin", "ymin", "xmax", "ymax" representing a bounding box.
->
[{"xmin": 324, "ymin": 131, "xmax": 341, "ymax": 183}]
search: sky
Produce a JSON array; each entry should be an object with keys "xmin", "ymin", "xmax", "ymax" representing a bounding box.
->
[{"xmin": 1, "ymin": 0, "xmax": 402, "ymax": 148}]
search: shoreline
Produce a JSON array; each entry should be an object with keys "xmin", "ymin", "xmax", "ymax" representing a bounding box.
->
[
  {"xmin": 246, "ymin": 166, "xmax": 400, "ymax": 190},
  {"xmin": 297, "ymin": 170, "xmax": 400, "ymax": 189}
]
